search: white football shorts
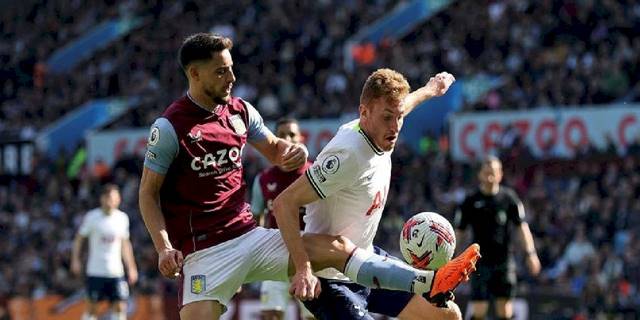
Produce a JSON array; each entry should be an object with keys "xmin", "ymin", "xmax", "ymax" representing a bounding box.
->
[
  {"xmin": 181, "ymin": 227, "xmax": 290, "ymax": 311},
  {"xmin": 260, "ymin": 280, "xmax": 314, "ymax": 318}
]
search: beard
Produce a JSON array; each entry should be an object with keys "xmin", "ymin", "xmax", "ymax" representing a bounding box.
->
[{"xmin": 204, "ymin": 87, "xmax": 230, "ymax": 105}]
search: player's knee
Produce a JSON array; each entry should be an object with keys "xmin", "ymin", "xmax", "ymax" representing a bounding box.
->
[
  {"xmin": 302, "ymin": 234, "xmax": 356, "ymax": 270},
  {"xmin": 332, "ymin": 235, "xmax": 356, "ymax": 253}
]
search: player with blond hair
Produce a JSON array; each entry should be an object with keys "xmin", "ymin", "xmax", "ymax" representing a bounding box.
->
[{"xmin": 274, "ymin": 68, "xmax": 480, "ymax": 319}]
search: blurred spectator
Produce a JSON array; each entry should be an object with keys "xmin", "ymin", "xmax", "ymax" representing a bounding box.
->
[{"xmin": 546, "ymin": 224, "xmax": 596, "ymax": 279}]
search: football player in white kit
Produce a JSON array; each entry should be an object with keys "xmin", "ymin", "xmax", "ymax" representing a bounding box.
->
[
  {"xmin": 274, "ymin": 69, "xmax": 479, "ymax": 319},
  {"xmin": 71, "ymin": 184, "xmax": 138, "ymax": 320}
]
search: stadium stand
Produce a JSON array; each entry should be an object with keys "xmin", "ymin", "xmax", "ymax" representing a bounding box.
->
[
  {"xmin": 5, "ymin": 1, "xmax": 638, "ymax": 133},
  {"xmin": 377, "ymin": 0, "xmax": 640, "ymax": 111}
]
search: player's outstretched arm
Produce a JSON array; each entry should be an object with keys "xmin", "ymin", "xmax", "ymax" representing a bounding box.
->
[
  {"xmin": 252, "ymin": 132, "xmax": 308, "ymax": 172},
  {"xmin": 273, "ymin": 175, "xmax": 322, "ymax": 300},
  {"xmin": 139, "ymin": 167, "xmax": 183, "ymax": 278},
  {"xmin": 403, "ymin": 72, "xmax": 456, "ymax": 115}
]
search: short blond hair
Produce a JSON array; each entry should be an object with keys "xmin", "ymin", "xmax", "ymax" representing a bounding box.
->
[{"xmin": 360, "ymin": 68, "xmax": 410, "ymax": 106}]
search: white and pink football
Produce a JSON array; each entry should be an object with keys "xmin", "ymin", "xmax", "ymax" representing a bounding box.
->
[{"xmin": 400, "ymin": 212, "xmax": 456, "ymax": 270}]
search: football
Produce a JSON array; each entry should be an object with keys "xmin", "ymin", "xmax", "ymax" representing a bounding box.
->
[{"xmin": 400, "ymin": 212, "xmax": 456, "ymax": 270}]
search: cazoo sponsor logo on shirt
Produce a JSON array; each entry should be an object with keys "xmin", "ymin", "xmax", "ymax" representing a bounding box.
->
[{"xmin": 191, "ymin": 147, "xmax": 242, "ymax": 177}]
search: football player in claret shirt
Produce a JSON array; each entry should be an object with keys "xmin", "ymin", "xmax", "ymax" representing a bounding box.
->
[
  {"xmin": 251, "ymin": 118, "xmax": 314, "ymax": 320},
  {"xmin": 139, "ymin": 33, "xmax": 477, "ymax": 320}
]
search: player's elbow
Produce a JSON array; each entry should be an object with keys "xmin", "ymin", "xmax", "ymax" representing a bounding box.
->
[{"xmin": 272, "ymin": 194, "xmax": 291, "ymax": 220}]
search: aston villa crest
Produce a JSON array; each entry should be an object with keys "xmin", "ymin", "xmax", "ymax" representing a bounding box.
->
[
  {"xmin": 229, "ymin": 115, "xmax": 247, "ymax": 135},
  {"xmin": 191, "ymin": 275, "xmax": 206, "ymax": 294}
]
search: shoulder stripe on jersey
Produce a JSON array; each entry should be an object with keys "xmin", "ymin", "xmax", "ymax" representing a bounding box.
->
[
  {"xmin": 158, "ymin": 117, "xmax": 180, "ymax": 158},
  {"xmin": 305, "ymin": 169, "xmax": 326, "ymax": 199},
  {"xmin": 357, "ymin": 128, "xmax": 384, "ymax": 156}
]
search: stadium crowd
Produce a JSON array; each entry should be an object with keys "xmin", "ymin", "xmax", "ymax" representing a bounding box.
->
[
  {"xmin": 377, "ymin": 0, "xmax": 640, "ymax": 111},
  {"xmin": 2, "ymin": 0, "xmax": 640, "ymax": 136},
  {"xmin": 0, "ymin": 0, "xmax": 395, "ymax": 135}
]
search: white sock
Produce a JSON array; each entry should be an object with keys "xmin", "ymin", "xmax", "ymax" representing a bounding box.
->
[{"xmin": 344, "ymin": 248, "xmax": 434, "ymax": 294}]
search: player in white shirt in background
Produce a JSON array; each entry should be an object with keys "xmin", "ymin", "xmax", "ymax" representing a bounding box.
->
[{"xmin": 71, "ymin": 184, "xmax": 138, "ymax": 320}]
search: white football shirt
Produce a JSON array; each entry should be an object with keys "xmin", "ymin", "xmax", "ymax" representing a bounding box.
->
[
  {"xmin": 304, "ymin": 119, "xmax": 391, "ymax": 280},
  {"xmin": 78, "ymin": 208, "xmax": 130, "ymax": 277}
]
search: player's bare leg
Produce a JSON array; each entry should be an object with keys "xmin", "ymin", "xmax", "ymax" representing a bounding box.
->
[
  {"xmin": 180, "ymin": 300, "xmax": 224, "ymax": 320},
  {"xmin": 495, "ymin": 298, "xmax": 513, "ymax": 319},
  {"xmin": 293, "ymin": 234, "xmax": 479, "ymax": 296},
  {"xmin": 291, "ymin": 234, "xmax": 355, "ymax": 273},
  {"xmin": 110, "ymin": 301, "xmax": 127, "ymax": 320},
  {"xmin": 82, "ymin": 301, "xmax": 98, "ymax": 320},
  {"xmin": 469, "ymin": 300, "xmax": 489, "ymax": 319},
  {"xmin": 396, "ymin": 295, "xmax": 461, "ymax": 320}
]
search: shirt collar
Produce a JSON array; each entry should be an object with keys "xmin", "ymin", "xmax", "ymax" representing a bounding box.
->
[
  {"xmin": 187, "ymin": 91, "xmax": 222, "ymax": 114},
  {"xmin": 355, "ymin": 123, "xmax": 384, "ymax": 156}
]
